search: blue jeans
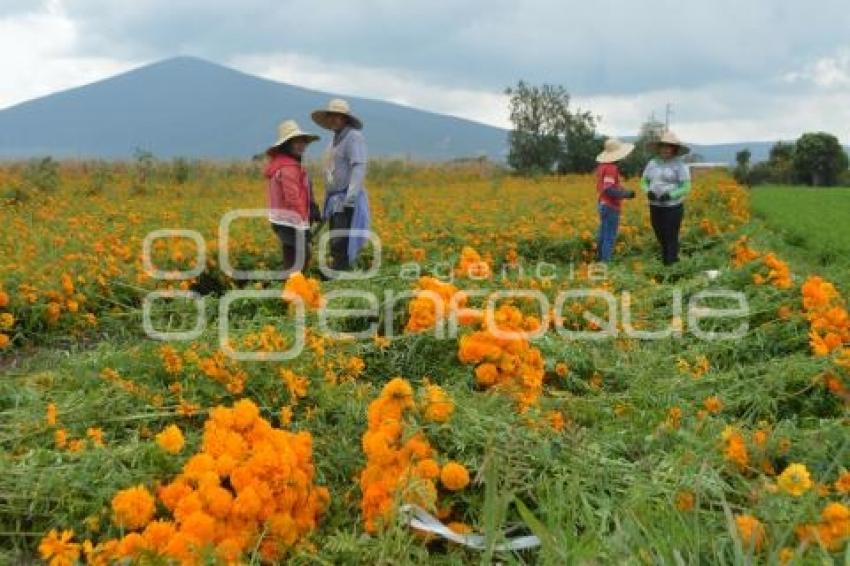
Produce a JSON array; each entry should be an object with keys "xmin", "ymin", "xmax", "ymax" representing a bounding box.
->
[{"xmin": 597, "ymin": 203, "xmax": 620, "ymax": 262}]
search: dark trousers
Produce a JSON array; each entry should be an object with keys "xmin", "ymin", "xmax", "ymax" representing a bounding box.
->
[
  {"xmin": 271, "ymin": 224, "xmax": 311, "ymax": 277},
  {"xmin": 329, "ymin": 207, "xmax": 354, "ymax": 271},
  {"xmin": 649, "ymin": 204, "xmax": 684, "ymax": 265}
]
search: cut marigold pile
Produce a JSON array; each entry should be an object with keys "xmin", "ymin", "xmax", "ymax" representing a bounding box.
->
[
  {"xmin": 359, "ymin": 378, "xmax": 464, "ymax": 533},
  {"xmin": 457, "ymin": 305, "xmax": 546, "ymax": 411},
  {"xmin": 64, "ymin": 398, "xmax": 328, "ymax": 564},
  {"xmin": 405, "ymin": 276, "xmax": 470, "ymax": 333}
]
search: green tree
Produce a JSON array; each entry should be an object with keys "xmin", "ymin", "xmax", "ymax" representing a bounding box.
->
[
  {"xmin": 734, "ymin": 149, "xmax": 751, "ymax": 184},
  {"xmin": 505, "ymin": 81, "xmax": 599, "ymax": 174},
  {"xmin": 792, "ymin": 132, "xmax": 849, "ymax": 186},
  {"xmin": 558, "ymin": 108, "xmax": 603, "ymax": 174},
  {"xmin": 618, "ymin": 117, "xmax": 665, "ymax": 177}
]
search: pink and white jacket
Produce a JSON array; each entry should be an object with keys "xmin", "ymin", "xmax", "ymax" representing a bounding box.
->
[{"xmin": 265, "ymin": 154, "xmax": 314, "ymax": 229}]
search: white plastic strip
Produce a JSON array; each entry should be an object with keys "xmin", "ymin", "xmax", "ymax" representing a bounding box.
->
[{"xmin": 400, "ymin": 504, "xmax": 541, "ymax": 551}]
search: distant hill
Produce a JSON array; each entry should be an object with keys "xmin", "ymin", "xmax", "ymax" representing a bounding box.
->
[
  {"xmin": 1, "ymin": 57, "xmax": 842, "ymax": 163},
  {"xmin": 0, "ymin": 56, "xmax": 508, "ymax": 161}
]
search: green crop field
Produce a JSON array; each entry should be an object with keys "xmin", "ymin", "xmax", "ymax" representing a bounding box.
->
[
  {"xmin": 2, "ymin": 166, "xmax": 849, "ymax": 564},
  {"xmin": 751, "ymin": 185, "xmax": 850, "ymax": 284}
]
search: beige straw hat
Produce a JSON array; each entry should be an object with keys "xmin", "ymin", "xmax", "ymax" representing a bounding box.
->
[
  {"xmin": 648, "ymin": 130, "xmax": 690, "ymax": 156},
  {"xmin": 311, "ymin": 98, "xmax": 363, "ymax": 130},
  {"xmin": 596, "ymin": 138, "xmax": 635, "ymax": 163},
  {"xmin": 267, "ymin": 120, "xmax": 319, "ymax": 154}
]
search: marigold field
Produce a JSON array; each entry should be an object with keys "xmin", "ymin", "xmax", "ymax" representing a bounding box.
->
[{"xmin": 1, "ymin": 160, "xmax": 848, "ymax": 564}]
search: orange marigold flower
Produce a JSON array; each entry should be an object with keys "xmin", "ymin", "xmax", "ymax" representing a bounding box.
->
[
  {"xmin": 703, "ymin": 395, "xmax": 723, "ymax": 414},
  {"xmin": 232, "ymin": 398, "xmax": 260, "ymax": 430},
  {"xmin": 282, "ymin": 272, "xmax": 323, "ymax": 310},
  {"xmin": 86, "ymin": 427, "xmax": 105, "ymax": 447},
  {"xmin": 835, "ymin": 471, "xmax": 850, "ymax": 494},
  {"xmin": 0, "ymin": 333, "xmax": 10, "ymax": 348},
  {"xmin": 382, "ymin": 377, "xmax": 414, "ymax": 407},
  {"xmin": 547, "ymin": 410, "xmax": 565, "ymax": 432},
  {"xmin": 279, "ymin": 406, "xmax": 293, "ymax": 426},
  {"xmin": 440, "ymin": 461, "xmax": 470, "ymax": 491},
  {"xmin": 111, "ymin": 485, "xmax": 155, "ymax": 530},
  {"xmin": 0, "ymin": 312, "xmax": 14, "ymax": 329},
  {"xmin": 46, "ymin": 402, "xmax": 57, "ymax": 427},
  {"xmin": 721, "ymin": 426, "xmax": 749, "ymax": 470},
  {"xmin": 140, "ymin": 520, "xmax": 176, "ymax": 552},
  {"xmin": 675, "ymin": 490, "xmax": 695, "ymax": 512},
  {"xmin": 777, "ymin": 463, "xmax": 813, "ymax": 497},
  {"xmin": 155, "ymin": 424, "xmax": 185, "ymax": 454},
  {"xmin": 38, "ymin": 529, "xmax": 80, "ymax": 566},
  {"xmin": 474, "ymin": 362, "xmax": 499, "ymax": 386},
  {"xmin": 422, "ymin": 384, "xmax": 454, "ymax": 423},
  {"xmin": 734, "ymin": 514, "xmax": 765, "ymax": 552},
  {"xmin": 416, "ymin": 458, "xmax": 441, "ymax": 480}
]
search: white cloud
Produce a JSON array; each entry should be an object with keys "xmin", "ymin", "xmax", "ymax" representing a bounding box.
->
[
  {"xmin": 784, "ymin": 47, "xmax": 850, "ymax": 89},
  {"xmin": 229, "ymin": 52, "xmax": 511, "ymax": 128},
  {"xmin": 0, "ymin": 1, "xmax": 849, "ymax": 147},
  {"xmin": 0, "ymin": 6, "xmax": 133, "ymax": 109}
]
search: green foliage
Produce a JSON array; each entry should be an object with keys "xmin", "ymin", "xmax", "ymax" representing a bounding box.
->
[
  {"xmin": 733, "ymin": 149, "xmax": 752, "ymax": 184},
  {"xmin": 85, "ymin": 161, "xmax": 114, "ymax": 196},
  {"xmin": 751, "ymin": 185, "xmax": 850, "ymax": 282},
  {"xmin": 619, "ymin": 118, "xmax": 665, "ymax": 177},
  {"xmin": 792, "ymin": 131, "xmax": 849, "ymax": 186},
  {"xmin": 737, "ymin": 136, "xmax": 847, "ymax": 187},
  {"xmin": 22, "ymin": 156, "xmax": 61, "ymax": 193},
  {"xmin": 131, "ymin": 147, "xmax": 156, "ymax": 195},
  {"xmin": 505, "ymin": 81, "xmax": 599, "ymax": 175},
  {"xmin": 171, "ymin": 157, "xmax": 192, "ymax": 185}
]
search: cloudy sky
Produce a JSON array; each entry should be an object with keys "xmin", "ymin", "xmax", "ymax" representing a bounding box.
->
[{"xmin": 3, "ymin": 0, "xmax": 850, "ymax": 143}]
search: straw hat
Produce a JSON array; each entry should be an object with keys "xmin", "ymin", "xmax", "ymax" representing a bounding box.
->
[
  {"xmin": 267, "ymin": 120, "xmax": 319, "ymax": 153},
  {"xmin": 311, "ymin": 98, "xmax": 363, "ymax": 130},
  {"xmin": 596, "ymin": 138, "xmax": 635, "ymax": 163},
  {"xmin": 648, "ymin": 130, "xmax": 690, "ymax": 156}
]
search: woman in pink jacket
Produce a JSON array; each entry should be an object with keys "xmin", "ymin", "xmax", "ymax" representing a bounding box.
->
[{"xmin": 265, "ymin": 120, "xmax": 322, "ymax": 277}]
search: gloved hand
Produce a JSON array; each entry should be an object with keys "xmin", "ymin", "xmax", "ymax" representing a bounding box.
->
[
  {"xmin": 647, "ymin": 191, "xmax": 659, "ymax": 200},
  {"xmin": 659, "ymin": 193, "xmax": 671, "ymax": 202},
  {"xmin": 624, "ymin": 190, "xmax": 636, "ymax": 199}
]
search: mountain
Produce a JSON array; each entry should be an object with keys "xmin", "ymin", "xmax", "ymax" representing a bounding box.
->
[
  {"xmin": 1, "ymin": 57, "xmax": 841, "ymax": 163},
  {"xmin": 0, "ymin": 56, "xmax": 508, "ymax": 161}
]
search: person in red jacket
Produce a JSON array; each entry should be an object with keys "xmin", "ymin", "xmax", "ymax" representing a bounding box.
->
[
  {"xmin": 265, "ymin": 120, "xmax": 322, "ymax": 278},
  {"xmin": 595, "ymin": 138, "xmax": 636, "ymax": 262}
]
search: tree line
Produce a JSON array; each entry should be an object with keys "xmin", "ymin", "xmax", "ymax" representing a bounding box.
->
[
  {"xmin": 507, "ymin": 80, "xmax": 850, "ymax": 187},
  {"xmin": 734, "ymin": 133, "xmax": 850, "ymax": 187}
]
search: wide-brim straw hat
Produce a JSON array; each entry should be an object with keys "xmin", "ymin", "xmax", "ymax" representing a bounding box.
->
[
  {"xmin": 311, "ymin": 98, "xmax": 363, "ymax": 130},
  {"xmin": 648, "ymin": 130, "xmax": 690, "ymax": 156},
  {"xmin": 267, "ymin": 120, "xmax": 319, "ymax": 153},
  {"xmin": 596, "ymin": 138, "xmax": 635, "ymax": 163}
]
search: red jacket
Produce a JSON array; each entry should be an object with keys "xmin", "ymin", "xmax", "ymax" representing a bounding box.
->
[
  {"xmin": 596, "ymin": 162, "xmax": 623, "ymax": 212},
  {"xmin": 265, "ymin": 154, "xmax": 313, "ymax": 229}
]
